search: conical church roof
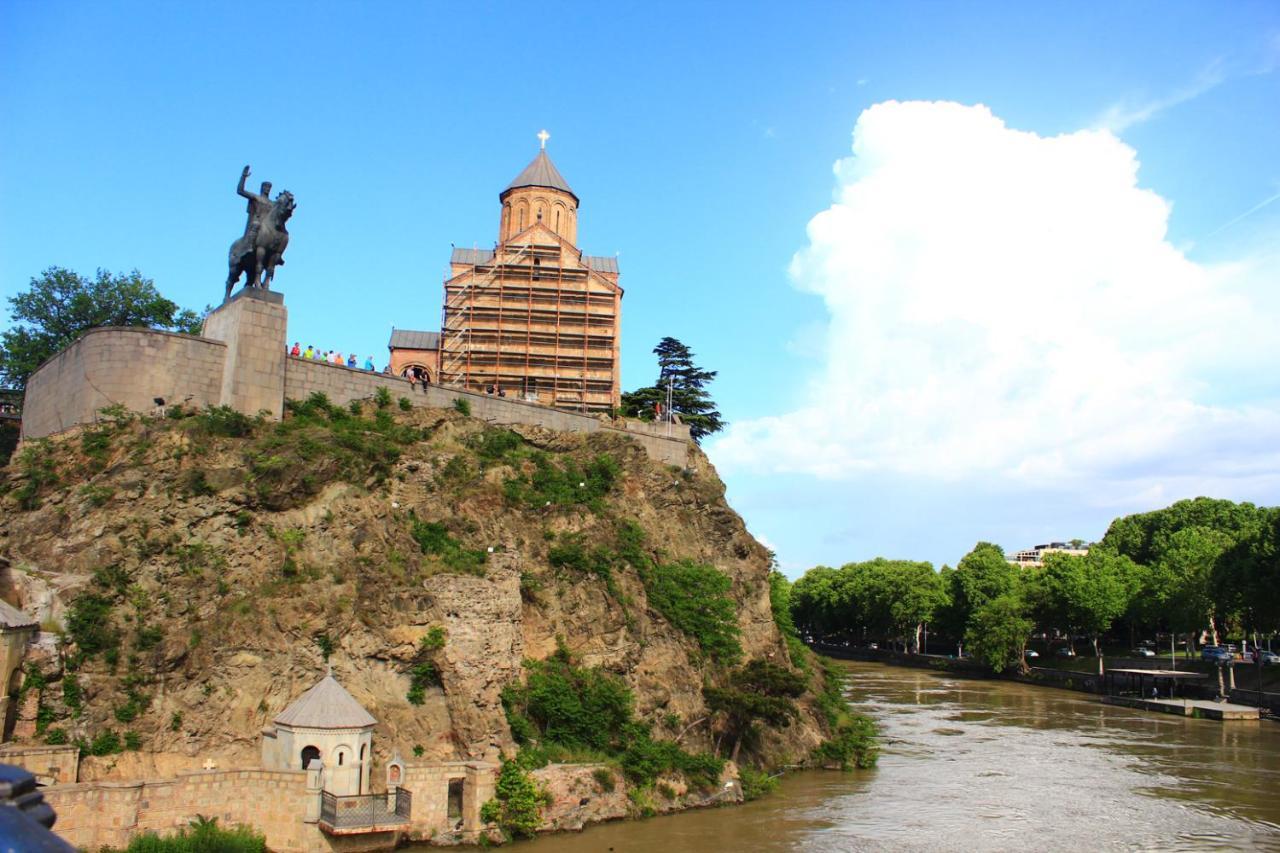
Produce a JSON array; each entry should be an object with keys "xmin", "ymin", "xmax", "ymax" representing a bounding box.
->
[
  {"xmin": 274, "ymin": 671, "xmax": 376, "ymax": 729},
  {"xmin": 503, "ymin": 150, "xmax": 577, "ymax": 201}
]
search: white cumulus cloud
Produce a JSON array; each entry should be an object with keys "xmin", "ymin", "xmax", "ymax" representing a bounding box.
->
[{"xmin": 712, "ymin": 101, "xmax": 1280, "ymax": 493}]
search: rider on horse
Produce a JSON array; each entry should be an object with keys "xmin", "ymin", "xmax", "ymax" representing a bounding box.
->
[{"xmin": 238, "ymin": 165, "xmax": 273, "ymax": 251}]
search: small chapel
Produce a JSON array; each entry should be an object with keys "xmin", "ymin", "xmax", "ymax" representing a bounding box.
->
[{"xmin": 390, "ymin": 135, "xmax": 624, "ymax": 413}]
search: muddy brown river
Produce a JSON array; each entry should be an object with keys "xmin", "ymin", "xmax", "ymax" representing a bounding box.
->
[{"xmin": 512, "ymin": 660, "xmax": 1280, "ymax": 852}]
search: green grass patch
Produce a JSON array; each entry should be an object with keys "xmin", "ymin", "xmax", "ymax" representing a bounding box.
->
[
  {"xmin": 502, "ymin": 451, "xmax": 619, "ymax": 511},
  {"xmin": 243, "ymin": 393, "xmax": 419, "ymax": 509},
  {"xmin": 500, "ymin": 641, "xmax": 724, "ymax": 791},
  {"xmin": 99, "ymin": 817, "xmax": 266, "ymax": 852},
  {"xmin": 409, "ymin": 516, "xmax": 487, "ymax": 575}
]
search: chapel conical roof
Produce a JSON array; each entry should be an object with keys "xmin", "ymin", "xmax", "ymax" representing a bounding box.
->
[
  {"xmin": 503, "ymin": 150, "xmax": 577, "ymax": 201},
  {"xmin": 274, "ymin": 671, "xmax": 376, "ymax": 729}
]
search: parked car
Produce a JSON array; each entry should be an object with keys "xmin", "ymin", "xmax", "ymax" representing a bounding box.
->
[
  {"xmin": 1133, "ymin": 647, "xmax": 1156, "ymax": 658},
  {"xmin": 1201, "ymin": 647, "xmax": 1233, "ymax": 663},
  {"xmin": 1256, "ymin": 650, "xmax": 1280, "ymax": 665},
  {"xmin": 1024, "ymin": 649, "xmax": 1039, "ymax": 659},
  {"xmin": 1055, "ymin": 648, "xmax": 1076, "ymax": 658}
]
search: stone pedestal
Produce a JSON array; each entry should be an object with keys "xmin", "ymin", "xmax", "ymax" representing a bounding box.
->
[{"xmin": 201, "ymin": 289, "xmax": 287, "ymax": 420}]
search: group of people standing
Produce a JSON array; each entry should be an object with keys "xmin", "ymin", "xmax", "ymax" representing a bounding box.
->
[{"xmin": 289, "ymin": 343, "xmax": 376, "ymax": 372}]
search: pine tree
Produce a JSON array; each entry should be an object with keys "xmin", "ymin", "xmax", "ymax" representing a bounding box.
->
[{"xmin": 621, "ymin": 337, "xmax": 724, "ymax": 443}]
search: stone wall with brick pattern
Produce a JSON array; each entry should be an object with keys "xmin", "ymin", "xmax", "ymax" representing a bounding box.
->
[{"xmin": 21, "ymin": 328, "xmax": 226, "ymax": 440}]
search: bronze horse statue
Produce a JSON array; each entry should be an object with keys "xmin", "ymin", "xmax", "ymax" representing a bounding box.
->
[{"xmin": 225, "ymin": 190, "xmax": 295, "ymax": 300}]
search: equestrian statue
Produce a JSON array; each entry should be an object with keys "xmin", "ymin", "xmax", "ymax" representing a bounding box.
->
[{"xmin": 226, "ymin": 165, "xmax": 295, "ymax": 300}]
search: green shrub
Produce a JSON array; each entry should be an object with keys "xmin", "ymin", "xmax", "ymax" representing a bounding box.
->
[
  {"xmin": 420, "ymin": 626, "xmax": 447, "ymax": 653},
  {"xmin": 739, "ymin": 767, "xmax": 779, "ymax": 801},
  {"xmin": 398, "ymin": 397, "xmax": 412, "ymax": 411},
  {"xmin": 62, "ymin": 674, "xmax": 83, "ymax": 715},
  {"xmin": 480, "ymin": 758, "xmax": 546, "ymax": 840},
  {"xmin": 503, "ymin": 452, "xmax": 619, "ymax": 511},
  {"xmin": 136, "ymin": 625, "xmax": 164, "ymax": 651},
  {"xmin": 67, "ymin": 593, "xmax": 119, "ymax": 658},
  {"xmin": 374, "ymin": 387, "xmax": 392, "ymax": 408},
  {"xmin": 547, "ymin": 534, "xmax": 620, "ymax": 597},
  {"xmin": 100, "ymin": 817, "xmax": 266, "ymax": 852},
  {"xmin": 170, "ymin": 712, "xmax": 183, "ymax": 732},
  {"xmin": 644, "ymin": 560, "xmax": 741, "ymax": 664},
  {"xmin": 453, "ymin": 397, "xmax": 471, "ymax": 416},
  {"xmin": 409, "ymin": 516, "xmax": 487, "ymax": 575},
  {"xmin": 812, "ymin": 714, "xmax": 878, "ymax": 770},
  {"xmin": 500, "ymin": 642, "xmax": 722, "ymax": 791},
  {"xmin": 591, "ymin": 767, "xmax": 616, "ymax": 792},
  {"xmin": 313, "ymin": 632, "xmax": 334, "ymax": 660},
  {"xmin": 188, "ymin": 405, "xmax": 256, "ymax": 438},
  {"xmin": 501, "ymin": 644, "xmax": 632, "ymax": 752},
  {"xmin": 89, "ymin": 729, "xmax": 123, "ymax": 756},
  {"xmin": 80, "ymin": 483, "xmax": 116, "ymax": 506},
  {"xmin": 44, "ymin": 727, "xmax": 68, "ymax": 746},
  {"xmin": 248, "ymin": 394, "xmax": 418, "ymax": 509},
  {"xmin": 13, "ymin": 441, "xmax": 58, "ymax": 510},
  {"xmin": 656, "ymin": 782, "xmax": 677, "ymax": 800},
  {"xmin": 406, "ymin": 661, "xmax": 439, "ymax": 705},
  {"xmin": 627, "ymin": 786, "xmax": 656, "ymax": 818},
  {"xmin": 125, "ymin": 730, "xmax": 143, "ymax": 751},
  {"xmin": 810, "ymin": 656, "xmax": 878, "ymax": 769},
  {"xmin": 469, "ymin": 428, "xmax": 524, "ymax": 464}
]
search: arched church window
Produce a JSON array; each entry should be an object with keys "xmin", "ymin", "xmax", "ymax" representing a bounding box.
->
[
  {"xmin": 518, "ymin": 209, "xmax": 525, "ymax": 230},
  {"xmin": 555, "ymin": 210, "xmax": 560, "ymax": 232},
  {"xmin": 301, "ymin": 746, "xmax": 321, "ymax": 769},
  {"xmin": 537, "ymin": 207, "xmax": 543, "ymax": 221}
]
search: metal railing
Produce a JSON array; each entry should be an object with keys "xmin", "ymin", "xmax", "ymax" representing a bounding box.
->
[{"xmin": 319, "ymin": 788, "xmax": 411, "ymax": 833}]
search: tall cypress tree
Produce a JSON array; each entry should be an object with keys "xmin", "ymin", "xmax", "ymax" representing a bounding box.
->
[{"xmin": 621, "ymin": 337, "xmax": 724, "ymax": 443}]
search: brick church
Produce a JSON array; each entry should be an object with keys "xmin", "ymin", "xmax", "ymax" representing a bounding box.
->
[{"xmin": 389, "ymin": 139, "xmax": 622, "ymax": 413}]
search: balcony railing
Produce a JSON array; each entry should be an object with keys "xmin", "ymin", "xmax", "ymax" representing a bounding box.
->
[{"xmin": 319, "ymin": 789, "xmax": 411, "ymax": 835}]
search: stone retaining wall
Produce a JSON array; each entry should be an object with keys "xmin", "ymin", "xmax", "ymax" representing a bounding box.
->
[
  {"xmin": 397, "ymin": 760, "xmax": 494, "ymax": 843},
  {"xmin": 21, "ymin": 328, "xmax": 226, "ymax": 440},
  {"xmin": 41, "ymin": 768, "xmax": 339, "ymax": 852},
  {"xmin": 282, "ymin": 359, "xmax": 693, "ymax": 468},
  {"xmin": 0, "ymin": 744, "xmax": 79, "ymax": 785},
  {"xmin": 20, "ymin": 293, "xmax": 692, "ymax": 468}
]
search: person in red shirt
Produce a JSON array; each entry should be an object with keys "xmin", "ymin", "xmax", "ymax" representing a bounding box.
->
[{"xmin": 290, "ymin": 342, "xmax": 300, "ymax": 357}]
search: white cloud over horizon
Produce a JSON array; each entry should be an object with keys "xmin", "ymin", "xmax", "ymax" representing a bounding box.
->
[{"xmin": 711, "ymin": 101, "xmax": 1280, "ymax": 502}]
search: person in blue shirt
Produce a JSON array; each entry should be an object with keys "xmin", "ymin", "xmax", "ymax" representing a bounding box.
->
[
  {"xmin": 346, "ymin": 354, "xmax": 357, "ymax": 368},
  {"xmin": 363, "ymin": 355, "xmax": 375, "ymax": 371}
]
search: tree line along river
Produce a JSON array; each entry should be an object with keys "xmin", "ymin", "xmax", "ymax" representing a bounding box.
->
[{"xmin": 512, "ymin": 660, "xmax": 1280, "ymax": 852}]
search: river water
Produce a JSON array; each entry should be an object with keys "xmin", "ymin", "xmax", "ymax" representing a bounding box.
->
[{"xmin": 514, "ymin": 660, "xmax": 1280, "ymax": 852}]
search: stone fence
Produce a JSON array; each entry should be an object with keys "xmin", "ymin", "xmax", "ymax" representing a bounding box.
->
[
  {"xmin": 20, "ymin": 290, "xmax": 692, "ymax": 467},
  {"xmin": 42, "ymin": 768, "xmax": 319, "ymax": 851},
  {"xmin": 20, "ymin": 327, "xmax": 226, "ymax": 440}
]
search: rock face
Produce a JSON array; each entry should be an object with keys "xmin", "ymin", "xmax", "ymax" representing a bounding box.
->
[{"xmin": 0, "ymin": 404, "xmax": 827, "ymax": 785}]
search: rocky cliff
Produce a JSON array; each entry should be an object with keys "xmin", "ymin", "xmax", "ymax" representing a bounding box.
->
[{"xmin": 0, "ymin": 399, "xmax": 830, "ymax": 786}]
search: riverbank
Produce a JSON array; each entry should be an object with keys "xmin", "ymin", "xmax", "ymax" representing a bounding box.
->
[
  {"xmin": 811, "ymin": 644, "xmax": 1280, "ymax": 715},
  {"xmin": 507, "ymin": 660, "xmax": 1280, "ymax": 851}
]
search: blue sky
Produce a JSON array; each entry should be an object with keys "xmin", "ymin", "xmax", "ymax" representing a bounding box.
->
[{"xmin": 3, "ymin": 2, "xmax": 1279, "ymax": 573}]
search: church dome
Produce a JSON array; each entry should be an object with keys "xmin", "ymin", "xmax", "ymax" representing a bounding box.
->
[
  {"xmin": 502, "ymin": 150, "xmax": 577, "ymax": 202},
  {"xmin": 274, "ymin": 671, "xmax": 376, "ymax": 730}
]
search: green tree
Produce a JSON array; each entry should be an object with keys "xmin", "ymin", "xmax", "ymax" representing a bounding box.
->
[
  {"xmin": 938, "ymin": 542, "xmax": 1017, "ymax": 655},
  {"xmin": 620, "ymin": 337, "xmax": 724, "ymax": 442},
  {"xmin": 965, "ymin": 593, "xmax": 1033, "ymax": 673},
  {"xmin": 1, "ymin": 267, "xmax": 205, "ymax": 390},
  {"xmin": 1034, "ymin": 551, "xmax": 1136, "ymax": 672}
]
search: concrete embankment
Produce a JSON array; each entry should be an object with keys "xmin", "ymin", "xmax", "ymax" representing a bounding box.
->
[{"xmin": 810, "ymin": 644, "xmax": 1227, "ymax": 701}]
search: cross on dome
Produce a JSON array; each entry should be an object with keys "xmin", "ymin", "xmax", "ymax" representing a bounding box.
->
[{"xmin": 537, "ymin": 129, "xmax": 550, "ymax": 149}]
